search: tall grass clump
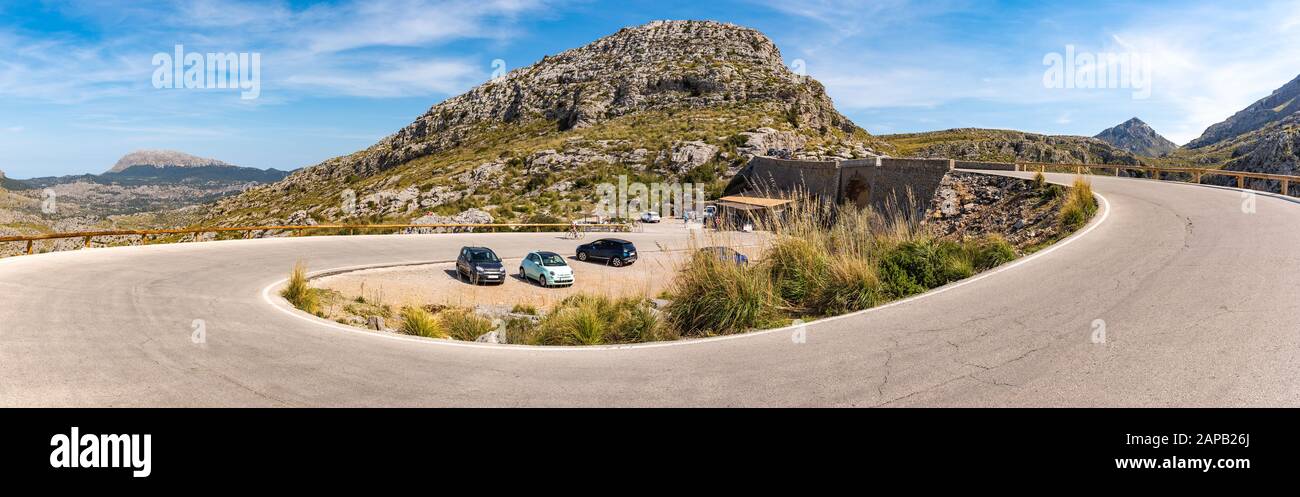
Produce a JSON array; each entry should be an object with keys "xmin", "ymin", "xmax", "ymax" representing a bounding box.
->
[
  {"xmin": 666, "ymin": 252, "xmax": 780, "ymax": 337},
  {"xmin": 765, "ymin": 237, "xmax": 829, "ymax": 307},
  {"xmin": 527, "ymin": 295, "xmax": 672, "ymax": 345},
  {"xmin": 440, "ymin": 308, "xmax": 495, "ymax": 341},
  {"xmin": 1058, "ymin": 176, "xmax": 1099, "ymax": 231},
  {"xmin": 281, "ymin": 261, "xmax": 321, "ymax": 315},
  {"xmin": 811, "ymin": 255, "xmax": 884, "ymax": 315},
  {"xmin": 399, "ymin": 306, "xmax": 445, "ymax": 338}
]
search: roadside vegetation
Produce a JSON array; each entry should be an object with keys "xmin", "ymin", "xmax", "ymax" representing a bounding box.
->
[
  {"xmin": 285, "ymin": 177, "xmax": 1099, "ymax": 345},
  {"xmin": 281, "ymin": 262, "xmax": 326, "ymax": 317},
  {"xmin": 665, "ymin": 196, "xmax": 1019, "ymax": 337}
]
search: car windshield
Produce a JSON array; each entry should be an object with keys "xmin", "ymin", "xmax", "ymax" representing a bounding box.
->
[
  {"xmin": 540, "ymin": 254, "xmax": 566, "ymax": 266},
  {"xmin": 469, "ymin": 250, "xmax": 499, "ymax": 263}
]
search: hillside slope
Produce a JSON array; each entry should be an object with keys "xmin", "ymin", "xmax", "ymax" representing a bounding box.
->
[
  {"xmin": 201, "ymin": 20, "xmax": 881, "ymax": 227},
  {"xmin": 1162, "ymin": 74, "xmax": 1300, "ymax": 189},
  {"xmin": 879, "ymin": 128, "xmax": 1142, "ymax": 165},
  {"xmin": 1186, "ymin": 74, "xmax": 1300, "ymax": 149}
]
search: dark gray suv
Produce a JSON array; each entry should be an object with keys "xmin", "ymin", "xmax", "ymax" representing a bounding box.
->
[{"xmin": 456, "ymin": 246, "xmax": 506, "ymax": 285}]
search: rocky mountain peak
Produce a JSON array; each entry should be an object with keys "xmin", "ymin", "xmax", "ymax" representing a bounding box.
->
[
  {"xmin": 1187, "ymin": 73, "xmax": 1300, "ymax": 149},
  {"xmin": 1094, "ymin": 117, "xmax": 1177, "ymax": 156},
  {"xmin": 107, "ymin": 150, "xmax": 233, "ymax": 174},
  {"xmin": 323, "ymin": 19, "xmax": 859, "ymax": 180},
  {"xmin": 202, "ymin": 20, "xmax": 875, "ymax": 228}
]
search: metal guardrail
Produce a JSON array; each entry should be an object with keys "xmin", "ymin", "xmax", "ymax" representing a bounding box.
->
[
  {"xmin": 1015, "ymin": 162, "xmax": 1297, "ymax": 195},
  {"xmin": 1, "ymin": 223, "xmax": 632, "ymax": 256}
]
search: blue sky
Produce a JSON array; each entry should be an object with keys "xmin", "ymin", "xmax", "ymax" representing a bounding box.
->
[{"xmin": 2, "ymin": 0, "xmax": 1299, "ymax": 177}]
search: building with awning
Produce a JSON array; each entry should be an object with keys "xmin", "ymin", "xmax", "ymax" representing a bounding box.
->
[{"xmin": 711, "ymin": 194, "xmax": 794, "ymax": 229}]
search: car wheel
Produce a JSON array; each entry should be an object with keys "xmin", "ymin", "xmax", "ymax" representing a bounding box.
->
[
  {"xmin": 541, "ymin": 275, "xmax": 549, "ymax": 288},
  {"xmin": 611, "ymin": 257, "xmax": 624, "ymax": 267},
  {"xmin": 577, "ymin": 251, "xmax": 589, "ymax": 262},
  {"xmin": 519, "ymin": 267, "xmax": 527, "ymax": 282}
]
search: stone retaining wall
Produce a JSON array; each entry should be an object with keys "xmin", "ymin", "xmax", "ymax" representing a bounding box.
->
[{"xmin": 724, "ymin": 156, "xmax": 954, "ymax": 216}]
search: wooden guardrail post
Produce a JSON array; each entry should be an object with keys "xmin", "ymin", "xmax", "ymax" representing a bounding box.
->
[
  {"xmin": 26, "ymin": 240, "xmax": 33, "ymax": 255},
  {"xmin": 1237, "ymin": 175, "xmax": 1244, "ymax": 189},
  {"xmin": 1283, "ymin": 178, "xmax": 1291, "ymax": 197},
  {"xmin": 83, "ymin": 236, "xmax": 92, "ymax": 249}
]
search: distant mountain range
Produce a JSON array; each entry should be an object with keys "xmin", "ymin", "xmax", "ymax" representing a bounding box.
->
[
  {"xmin": 104, "ymin": 149, "xmax": 234, "ymax": 174},
  {"xmin": 879, "ymin": 128, "xmax": 1142, "ymax": 165},
  {"xmin": 0, "ymin": 169, "xmax": 31, "ymax": 190},
  {"xmin": 1093, "ymin": 118, "xmax": 1177, "ymax": 156},
  {"xmin": 8, "ymin": 149, "xmax": 290, "ymax": 217}
]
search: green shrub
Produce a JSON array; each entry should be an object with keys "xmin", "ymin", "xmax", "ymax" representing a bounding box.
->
[
  {"xmin": 440, "ymin": 309, "xmax": 495, "ymax": 341},
  {"xmin": 399, "ymin": 306, "xmax": 445, "ymax": 338},
  {"xmin": 876, "ymin": 239, "xmax": 973, "ymax": 298},
  {"xmin": 1032, "ymin": 171, "xmax": 1046, "ymax": 189},
  {"xmin": 281, "ymin": 262, "xmax": 320, "ymax": 315},
  {"xmin": 511, "ymin": 303, "xmax": 539, "ymax": 315}
]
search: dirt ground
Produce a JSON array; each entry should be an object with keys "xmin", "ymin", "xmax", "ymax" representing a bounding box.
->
[{"xmin": 315, "ymin": 248, "xmax": 692, "ymax": 312}]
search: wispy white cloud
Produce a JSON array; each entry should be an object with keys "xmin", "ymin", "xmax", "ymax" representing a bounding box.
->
[
  {"xmin": 757, "ymin": 0, "xmax": 1300, "ymax": 143},
  {"xmin": 0, "ymin": 0, "xmax": 551, "ymax": 103}
]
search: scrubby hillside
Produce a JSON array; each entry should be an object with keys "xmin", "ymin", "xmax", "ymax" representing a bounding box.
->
[
  {"xmin": 200, "ymin": 20, "xmax": 882, "ymax": 228},
  {"xmin": 1161, "ymin": 74, "xmax": 1300, "ymax": 189},
  {"xmin": 878, "ymin": 128, "xmax": 1142, "ymax": 165},
  {"xmin": 1187, "ymin": 74, "xmax": 1300, "ymax": 150}
]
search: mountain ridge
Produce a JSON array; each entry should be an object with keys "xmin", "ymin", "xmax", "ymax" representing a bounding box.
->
[
  {"xmin": 200, "ymin": 20, "xmax": 879, "ymax": 228},
  {"xmin": 1094, "ymin": 117, "xmax": 1177, "ymax": 156},
  {"xmin": 1187, "ymin": 73, "xmax": 1300, "ymax": 149},
  {"xmin": 106, "ymin": 149, "xmax": 235, "ymax": 174},
  {"xmin": 879, "ymin": 128, "xmax": 1142, "ymax": 165}
]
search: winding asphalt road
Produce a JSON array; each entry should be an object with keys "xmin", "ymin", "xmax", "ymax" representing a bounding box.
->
[{"xmin": 2, "ymin": 171, "xmax": 1298, "ymax": 407}]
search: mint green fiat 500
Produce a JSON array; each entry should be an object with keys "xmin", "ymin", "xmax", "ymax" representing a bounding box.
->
[{"xmin": 519, "ymin": 251, "xmax": 575, "ymax": 287}]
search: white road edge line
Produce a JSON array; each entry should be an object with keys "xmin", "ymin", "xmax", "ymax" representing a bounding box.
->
[{"xmin": 262, "ymin": 185, "xmax": 1113, "ymax": 352}]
